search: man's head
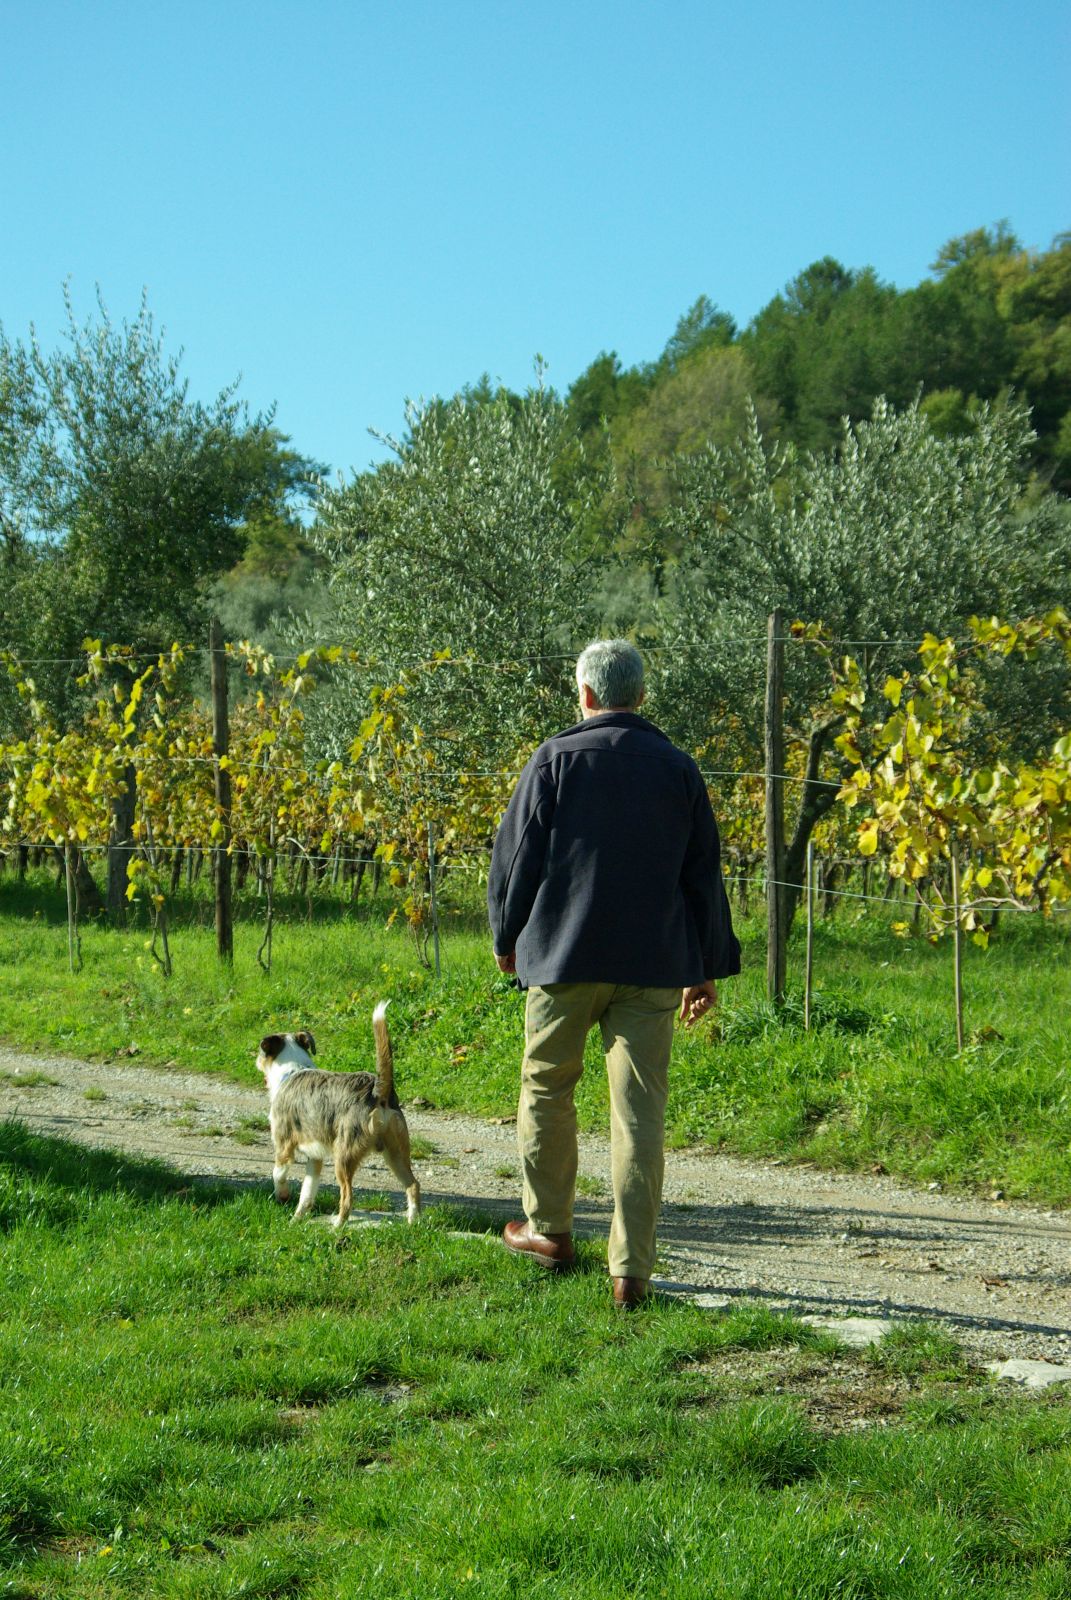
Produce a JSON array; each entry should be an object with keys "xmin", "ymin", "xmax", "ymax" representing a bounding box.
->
[{"xmin": 576, "ymin": 639, "xmax": 645, "ymax": 718}]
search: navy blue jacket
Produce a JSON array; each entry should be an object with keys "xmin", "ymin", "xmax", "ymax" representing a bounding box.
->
[{"xmin": 487, "ymin": 711, "xmax": 741, "ymax": 989}]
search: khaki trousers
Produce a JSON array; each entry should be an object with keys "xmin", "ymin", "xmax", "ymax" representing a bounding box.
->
[{"xmin": 518, "ymin": 982, "xmax": 681, "ymax": 1280}]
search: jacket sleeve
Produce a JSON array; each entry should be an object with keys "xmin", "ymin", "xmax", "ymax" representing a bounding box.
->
[
  {"xmin": 680, "ymin": 776, "xmax": 742, "ymax": 981},
  {"xmin": 487, "ymin": 757, "xmax": 557, "ymax": 956}
]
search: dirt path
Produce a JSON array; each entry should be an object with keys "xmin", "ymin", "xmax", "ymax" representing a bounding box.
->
[{"xmin": 3, "ymin": 1042, "xmax": 1069, "ymax": 1367}]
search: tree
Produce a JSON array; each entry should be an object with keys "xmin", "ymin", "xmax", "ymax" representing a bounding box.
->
[
  {"xmin": 566, "ymin": 351, "xmax": 652, "ymax": 439},
  {"xmin": 0, "ymin": 288, "xmax": 316, "ymax": 918},
  {"xmin": 656, "ymin": 296, "xmax": 737, "ymax": 374},
  {"xmin": 0, "ymin": 288, "xmax": 315, "ymax": 719},
  {"xmin": 612, "ymin": 344, "xmax": 779, "ymax": 522},
  {"xmin": 744, "ymin": 261, "xmax": 907, "ymax": 450},
  {"xmin": 310, "ymin": 375, "xmax": 620, "ymax": 768},
  {"xmin": 1003, "ymin": 233, "xmax": 1071, "ymax": 487},
  {"xmin": 652, "ymin": 397, "xmax": 1070, "ymax": 926}
]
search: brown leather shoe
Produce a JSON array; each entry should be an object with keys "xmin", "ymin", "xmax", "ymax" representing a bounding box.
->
[
  {"xmin": 503, "ymin": 1219, "xmax": 576, "ymax": 1271},
  {"xmin": 612, "ymin": 1276, "xmax": 650, "ymax": 1308}
]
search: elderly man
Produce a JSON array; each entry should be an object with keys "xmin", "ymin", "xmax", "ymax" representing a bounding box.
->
[{"xmin": 488, "ymin": 639, "xmax": 740, "ymax": 1306}]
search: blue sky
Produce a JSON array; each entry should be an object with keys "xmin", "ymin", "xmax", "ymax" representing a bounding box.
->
[{"xmin": 2, "ymin": 0, "xmax": 1067, "ymax": 480}]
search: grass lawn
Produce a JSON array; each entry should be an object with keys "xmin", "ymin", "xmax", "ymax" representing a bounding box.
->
[
  {"xmin": 2, "ymin": 1124, "xmax": 1070, "ymax": 1599},
  {"xmin": 0, "ymin": 870, "xmax": 1070, "ymax": 1203}
]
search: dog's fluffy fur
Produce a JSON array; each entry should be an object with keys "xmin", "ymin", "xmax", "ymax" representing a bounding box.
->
[{"xmin": 256, "ymin": 1004, "xmax": 421, "ymax": 1226}]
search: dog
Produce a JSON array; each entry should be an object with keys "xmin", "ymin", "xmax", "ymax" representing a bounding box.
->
[{"xmin": 256, "ymin": 1003, "xmax": 421, "ymax": 1227}]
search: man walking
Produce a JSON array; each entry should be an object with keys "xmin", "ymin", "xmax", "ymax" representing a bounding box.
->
[{"xmin": 488, "ymin": 639, "xmax": 740, "ymax": 1306}]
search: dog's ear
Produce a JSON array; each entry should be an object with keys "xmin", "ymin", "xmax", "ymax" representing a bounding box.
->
[
  {"xmin": 259, "ymin": 1034, "xmax": 286, "ymax": 1061},
  {"xmin": 294, "ymin": 1030, "xmax": 316, "ymax": 1056}
]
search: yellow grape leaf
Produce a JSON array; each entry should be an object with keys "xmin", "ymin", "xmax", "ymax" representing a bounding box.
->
[{"xmin": 858, "ymin": 821, "xmax": 879, "ymax": 857}]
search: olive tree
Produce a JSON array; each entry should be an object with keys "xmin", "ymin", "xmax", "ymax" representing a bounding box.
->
[
  {"xmin": 0, "ymin": 288, "xmax": 306, "ymax": 718},
  {"xmin": 652, "ymin": 396, "xmax": 1069, "ymax": 923},
  {"xmin": 0, "ymin": 288, "xmax": 311, "ymax": 915},
  {"xmin": 310, "ymin": 379, "xmax": 619, "ymax": 766}
]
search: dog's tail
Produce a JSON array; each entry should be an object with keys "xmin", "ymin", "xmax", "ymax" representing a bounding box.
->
[{"xmin": 372, "ymin": 1000, "xmax": 393, "ymax": 1106}]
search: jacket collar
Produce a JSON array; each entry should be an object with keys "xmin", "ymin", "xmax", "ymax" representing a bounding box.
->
[{"xmin": 555, "ymin": 711, "xmax": 670, "ymax": 742}]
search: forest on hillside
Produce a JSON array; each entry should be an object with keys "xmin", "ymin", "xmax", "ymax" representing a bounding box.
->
[{"xmin": 568, "ymin": 222, "xmax": 1071, "ymax": 487}]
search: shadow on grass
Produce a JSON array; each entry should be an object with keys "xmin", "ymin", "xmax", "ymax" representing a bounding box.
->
[
  {"xmin": 0, "ymin": 1120, "xmax": 246, "ymax": 1227},
  {"xmin": 0, "ymin": 870, "xmax": 492, "ymax": 935},
  {"xmin": 422, "ymin": 1200, "xmax": 504, "ymax": 1235}
]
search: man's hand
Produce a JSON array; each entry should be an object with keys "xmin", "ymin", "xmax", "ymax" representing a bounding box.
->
[
  {"xmin": 679, "ymin": 981, "xmax": 717, "ymax": 1027},
  {"xmin": 495, "ymin": 950, "xmax": 517, "ymax": 974}
]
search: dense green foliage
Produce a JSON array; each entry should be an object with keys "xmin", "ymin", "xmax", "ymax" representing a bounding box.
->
[
  {"xmin": 309, "ymin": 376, "xmax": 615, "ymax": 763},
  {"xmin": 0, "ymin": 288, "xmax": 319, "ymax": 723},
  {"xmin": 569, "ymin": 225, "xmax": 1071, "ymax": 492}
]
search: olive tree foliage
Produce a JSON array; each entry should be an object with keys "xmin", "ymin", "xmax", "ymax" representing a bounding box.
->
[
  {"xmin": 651, "ymin": 396, "xmax": 1070, "ymax": 917},
  {"xmin": 308, "ymin": 380, "xmax": 619, "ymax": 765},
  {"xmin": 0, "ymin": 288, "xmax": 294, "ymax": 724}
]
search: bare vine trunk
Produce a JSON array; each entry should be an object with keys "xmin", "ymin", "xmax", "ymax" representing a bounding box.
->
[
  {"xmin": 107, "ymin": 765, "xmax": 138, "ymax": 925},
  {"xmin": 781, "ymin": 719, "xmax": 844, "ymax": 936}
]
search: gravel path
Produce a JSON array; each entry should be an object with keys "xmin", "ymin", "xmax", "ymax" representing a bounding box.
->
[{"xmin": 3, "ymin": 1042, "xmax": 1069, "ymax": 1367}]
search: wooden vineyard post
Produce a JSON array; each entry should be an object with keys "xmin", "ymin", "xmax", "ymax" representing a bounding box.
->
[
  {"xmin": 427, "ymin": 821, "xmax": 442, "ymax": 979},
  {"xmin": 63, "ymin": 842, "xmax": 82, "ymax": 973},
  {"xmin": 257, "ymin": 821, "xmax": 276, "ymax": 975},
  {"xmin": 210, "ymin": 619, "xmax": 233, "ymax": 963},
  {"xmin": 951, "ymin": 839, "xmax": 965, "ymax": 1052},
  {"xmin": 765, "ymin": 609, "xmax": 786, "ymax": 1004},
  {"xmin": 804, "ymin": 839, "xmax": 815, "ymax": 1029}
]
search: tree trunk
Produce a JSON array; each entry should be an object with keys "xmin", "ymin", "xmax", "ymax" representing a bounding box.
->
[
  {"xmin": 73, "ymin": 847, "xmax": 105, "ymax": 917},
  {"xmin": 107, "ymin": 765, "xmax": 137, "ymax": 925},
  {"xmin": 350, "ymin": 859, "xmax": 365, "ymax": 904},
  {"xmin": 782, "ymin": 720, "xmax": 844, "ymax": 935}
]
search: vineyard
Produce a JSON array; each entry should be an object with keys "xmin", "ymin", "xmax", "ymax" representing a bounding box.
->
[{"xmin": 1, "ymin": 614, "xmax": 1069, "ymax": 999}]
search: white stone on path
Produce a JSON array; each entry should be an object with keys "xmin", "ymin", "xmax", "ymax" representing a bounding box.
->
[
  {"xmin": 802, "ymin": 1316, "xmax": 895, "ymax": 1348},
  {"xmin": 989, "ymin": 1359, "xmax": 1071, "ymax": 1389}
]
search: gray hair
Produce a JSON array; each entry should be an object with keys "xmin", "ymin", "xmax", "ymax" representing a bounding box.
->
[{"xmin": 576, "ymin": 639, "xmax": 644, "ymax": 710}]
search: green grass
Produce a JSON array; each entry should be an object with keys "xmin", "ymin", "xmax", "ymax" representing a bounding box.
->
[
  {"xmin": 2, "ymin": 1124, "xmax": 1070, "ymax": 1599},
  {"xmin": 229, "ymin": 1116, "xmax": 270, "ymax": 1147},
  {"xmin": 1, "ymin": 871, "xmax": 1070, "ymax": 1203}
]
